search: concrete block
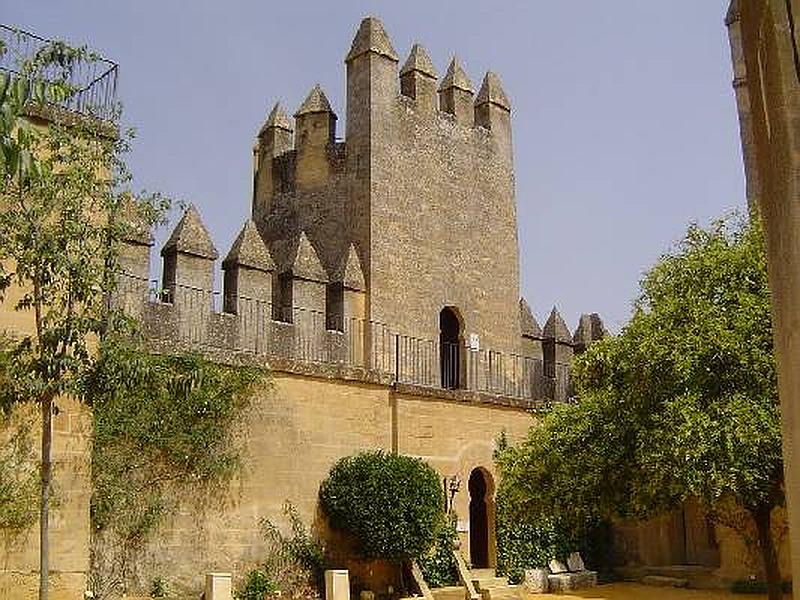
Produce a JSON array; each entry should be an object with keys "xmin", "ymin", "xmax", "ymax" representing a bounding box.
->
[
  {"xmin": 205, "ymin": 572, "xmax": 233, "ymax": 600},
  {"xmin": 326, "ymin": 569, "xmax": 350, "ymax": 600}
]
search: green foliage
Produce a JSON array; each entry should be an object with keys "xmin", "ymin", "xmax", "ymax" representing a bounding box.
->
[
  {"xmin": 0, "ymin": 414, "xmax": 38, "ymax": 533},
  {"xmin": 87, "ymin": 338, "xmax": 266, "ymax": 539},
  {"xmin": 260, "ymin": 502, "xmax": 326, "ymax": 596},
  {"xmin": 1, "ymin": 37, "xmax": 169, "ymax": 600},
  {"xmin": 497, "ymin": 214, "xmax": 782, "ymax": 595},
  {"xmin": 418, "ymin": 513, "xmax": 459, "ymax": 587},
  {"xmin": 85, "ymin": 339, "xmax": 266, "ymax": 599},
  {"xmin": 731, "ymin": 579, "xmax": 792, "ymax": 594},
  {"xmin": 149, "ymin": 577, "xmax": 168, "ymax": 598},
  {"xmin": 319, "ymin": 451, "xmax": 444, "ymax": 561},
  {"xmin": 236, "ymin": 570, "xmax": 277, "ymax": 600},
  {"xmin": 496, "ymin": 514, "xmax": 567, "ymax": 583}
]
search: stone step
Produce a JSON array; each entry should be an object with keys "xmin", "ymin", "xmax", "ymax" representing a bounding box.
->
[
  {"xmin": 642, "ymin": 565, "xmax": 714, "ymax": 578},
  {"xmin": 472, "ymin": 577, "xmax": 509, "ymax": 589},
  {"xmin": 640, "ymin": 575, "xmax": 689, "ymax": 588},
  {"xmin": 431, "ymin": 586, "xmax": 467, "ymax": 600},
  {"xmin": 479, "ymin": 585, "xmax": 520, "ymax": 600},
  {"xmin": 470, "ymin": 569, "xmax": 497, "ymax": 580}
]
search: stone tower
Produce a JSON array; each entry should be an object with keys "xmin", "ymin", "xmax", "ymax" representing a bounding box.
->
[{"xmin": 252, "ymin": 16, "xmax": 520, "ymax": 355}]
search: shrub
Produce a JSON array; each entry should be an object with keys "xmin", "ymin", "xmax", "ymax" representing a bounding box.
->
[
  {"xmin": 418, "ymin": 513, "xmax": 459, "ymax": 587},
  {"xmin": 237, "ymin": 570, "xmax": 277, "ymax": 600},
  {"xmin": 495, "ymin": 490, "xmax": 575, "ymax": 584},
  {"xmin": 260, "ymin": 502, "xmax": 325, "ymax": 597},
  {"xmin": 319, "ymin": 451, "xmax": 444, "ymax": 561}
]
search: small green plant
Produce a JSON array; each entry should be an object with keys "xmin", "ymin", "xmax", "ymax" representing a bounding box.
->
[
  {"xmin": 149, "ymin": 576, "xmax": 168, "ymax": 598},
  {"xmin": 418, "ymin": 513, "xmax": 459, "ymax": 587},
  {"xmin": 237, "ymin": 570, "xmax": 277, "ymax": 600},
  {"xmin": 260, "ymin": 502, "xmax": 326, "ymax": 595},
  {"xmin": 319, "ymin": 450, "xmax": 444, "ymax": 561}
]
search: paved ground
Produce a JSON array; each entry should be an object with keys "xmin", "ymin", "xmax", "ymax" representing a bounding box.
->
[{"xmin": 537, "ymin": 583, "xmax": 788, "ymax": 599}]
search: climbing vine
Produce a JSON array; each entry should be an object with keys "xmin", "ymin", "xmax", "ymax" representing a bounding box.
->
[
  {"xmin": 0, "ymin": 414, "xmax": 38, "ymax": 535},
  {"xmin": 85, "ymin": 338, "xmax": 267, "ymax": 598}
]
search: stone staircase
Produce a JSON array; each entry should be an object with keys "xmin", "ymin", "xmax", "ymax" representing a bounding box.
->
[
  {"xmin": 431, "ymin": 586, "xmax": 471, "ymax": 600},
  {"xmin": 470, "ymin": 569, "xmax": 522, "ymax": 600}
]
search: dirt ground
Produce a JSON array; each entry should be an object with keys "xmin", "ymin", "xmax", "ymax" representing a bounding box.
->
[{"xmin": 537, "ymin": 583, "xmax": 789, "ymax": 599}]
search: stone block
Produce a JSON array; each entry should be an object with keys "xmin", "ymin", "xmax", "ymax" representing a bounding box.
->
[
  {"xmin": 326, "ymin": 569, "xmax": 350, "ymax": 600},
  {"xmin": 546, "ymin": 571, "xmax": 597, "ymax": 593},
  {"xmin": 522, "ymin": 569, "xmax": 548, "ymax": 594},
  {"xmin": 205, "ymin": 572, "xmax": 232, "ymax": 600},
  {"xmin": 547, "ymin": 559, "xmax": 567, "ymax": 574},
  {"xmin": 566, "ymin": 552, "xmax": 585, "ymax": 572}
]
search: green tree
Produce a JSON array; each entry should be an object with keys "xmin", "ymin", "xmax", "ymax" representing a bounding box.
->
[
  {"xmin": 0, "ymin": 36, "xmax": 165, "ymax": 600},
  {"xmin": 497, "ymin": 214, "xmax": 784, "ymax": 599},
  {"xmin": 319, "ymin": 451, "xmax": 444, "ymax": 562}
]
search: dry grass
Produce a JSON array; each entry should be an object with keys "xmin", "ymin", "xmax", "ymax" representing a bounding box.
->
[{"xmin": 536, "ymin": 582, "xmax": 788, "ymax": 600}]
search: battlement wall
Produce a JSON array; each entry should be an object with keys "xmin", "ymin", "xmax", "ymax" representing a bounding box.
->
[{"xmin": 117, "ymin": 190, "xmax": 606, "ymax": 405}]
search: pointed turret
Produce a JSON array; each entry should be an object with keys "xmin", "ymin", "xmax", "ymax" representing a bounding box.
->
[
  {"xmin": 292, "ymin": 232, "xmax": 327, "ymax": 283},
  {"xmin": 519, "ymin": 298, "xmax": 542, "ymax": 338},
  {"xmin": 345, "ymin": 16, "xmax": 399, "ymax": 162},
  {"xmin": 346, "ymin": 16, "xmax": 399, "ymax": 63},
  {"xmin": 439, "ymin": 57, "xmax": 474, "ymax": 126},
  {"xmin": 542, "ymin": 306, "xmax": 574, "ymax": 402},
  {"xmin": 475, "ymin": 71, "xmax": 511, "ymax": 131},
  {"xmin": 223, "ymin": 220, "xmax": 274, "ymax": 272},
  {"xmin": 573, "ymin": 313, "xmax": 607, "ymax": 354},
  {"xmin": 254, "ymin": 102, "xmax": 293, "ymax": 217},
  {"xmin": 277, "ymin": 232, "xmax": 328, "ymax": 325},
  {"xmin": 543, "ymin": 307, "xmax": 571, "ymax": 343},
  {"xmin": 400, "ymin": 43, "xmax": 438, "ymax": 112},
  {"xmin": 520, "ymin": 298, "xmax": 544, "ymax": 360},
  {"xmin": 116, "ymin": 203, "xmax": 154, "ymax": 317},
  {"xmin": 295, "ymin": 85, "xmax": 335, "ymax": 117},
  {"xmin": 294, "ymin": 85, "xmax": 337, "ymax": 188},
  {"xmin": 162, "ymin": 204, "xmax": 218, "ymax": 260},
  {"xmin": 258, "ymin": 102, "xmax": 293, "ymax": 155},
  {"xmin": 342, "ymin": 243, "xmax": 366, "ymax": 291},
  {"xmin": 222, "ymin": 220, "xmax": 274, "ymax": 314},
  {"xmin": 294, "ymin": 84, "xmax": 337, "ymax": 150},
  {"xmin": 161, "ymin": 205, "xmax": 218, "ymax": 305}
]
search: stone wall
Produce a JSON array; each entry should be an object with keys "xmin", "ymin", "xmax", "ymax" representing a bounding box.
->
[
  {"xmin": 0, "ymin": 398, "xmax": 92, "ymax": 600},
  {"xmin": 727, "ymin": 0, "xmax": 800, "ymax": 590},
  {"xmin": 115, "ymin": 370, "xmax": 535, "ymax": 595}
]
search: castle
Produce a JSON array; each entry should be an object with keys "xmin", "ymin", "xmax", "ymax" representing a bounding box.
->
[
  {"xmin": 118, "ymin": 17, "xmax": 606, "ymax": 406},
  {"xmin": 0, "ymin": 17, "xmax": 615, "ymax": 598},
  {"xmin": 2, "ymin": 12, "xmax": 797, "ymax": 599}
]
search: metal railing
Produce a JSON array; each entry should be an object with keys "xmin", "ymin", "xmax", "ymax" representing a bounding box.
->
[
  {"xmin": 115, "ymin": 274, "xmax": 574, "ymax": 404},
  {"xmin": 0, "ymin": 24, "xmax": 118, "ymax": 120}
]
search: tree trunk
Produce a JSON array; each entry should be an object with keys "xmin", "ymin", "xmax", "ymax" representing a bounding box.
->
[
  {"xmin": 752, "ymin": 505, "xmax": 782, "ymax": 600},
  {"xmin": 39, "ymin": 396, "xmax": 53, "ymax": 600}
]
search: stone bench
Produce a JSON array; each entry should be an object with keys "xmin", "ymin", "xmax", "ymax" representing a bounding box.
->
[
  {"xmin": 522, "ymin": 553, "xmax": 598, "ymax": 594},
  {"xmin": 546, "ymin": 570, "xmax": 598, "ymax": 593}
]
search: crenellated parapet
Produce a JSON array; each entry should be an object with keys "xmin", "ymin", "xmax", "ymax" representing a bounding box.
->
[
  {"xmin": 110, "ymin": 17, "xmax": 596, "ymax": 408},
  {"xmin": 517, "ymin": 301, "xmax": 607, "ymax": 402}
]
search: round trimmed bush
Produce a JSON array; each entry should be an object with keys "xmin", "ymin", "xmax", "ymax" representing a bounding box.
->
[{"xmin": 319, "ymin": 451, "xmax": 444, "ymax": 561}]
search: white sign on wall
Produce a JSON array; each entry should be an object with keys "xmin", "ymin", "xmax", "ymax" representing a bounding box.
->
[{"xmin": 469, "ymin": 334, "xmax": 480, "ymax": 351}]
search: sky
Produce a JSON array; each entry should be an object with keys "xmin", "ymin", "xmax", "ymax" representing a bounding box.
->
[{"xmin": 4, "ymin": 1, "xmax": 745, "ymax": 333}]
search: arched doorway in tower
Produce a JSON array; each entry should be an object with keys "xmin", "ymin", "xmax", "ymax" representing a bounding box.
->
[
  {"xmin": 440, "ymin": 307, "xmax": 462, "ymax": 389},
  {"xmin": 469, "ymin": 467, "xmax": 495, "ymax": 568}
]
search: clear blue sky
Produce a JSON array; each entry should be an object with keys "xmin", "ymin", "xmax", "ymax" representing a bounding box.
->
[{"xmin": 5, "ymin": 1, "xmax": 744, "ymax": 333}]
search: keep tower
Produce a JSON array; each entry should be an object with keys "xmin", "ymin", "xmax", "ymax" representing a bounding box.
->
[{"xmin": 252, "ymin": 16, "xmax": 522, "ymax": 355}]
